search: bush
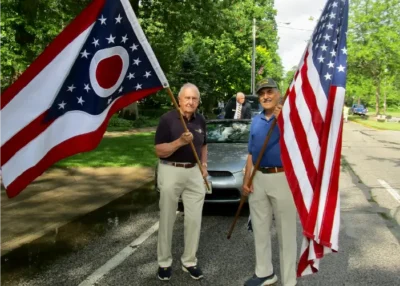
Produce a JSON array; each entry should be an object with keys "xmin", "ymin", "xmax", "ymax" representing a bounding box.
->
[
  {"xmin": 131, "ymin": 116, "xmax": 159, "ymax": 128},
  {"xmin": 108, "ymin": 115, "xmax": 133, "ymax": 128}
]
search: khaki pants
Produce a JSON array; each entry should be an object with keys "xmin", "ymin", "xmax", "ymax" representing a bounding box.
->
[
  {"xmin": 249, "ymin": 171, "xmax": 297, "ymax": 286},
  {"xmin": 157, "ymin": 162, "xmax": 205, "ymax": 268}
]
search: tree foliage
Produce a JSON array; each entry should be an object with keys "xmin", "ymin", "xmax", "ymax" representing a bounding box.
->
[
  {"xmin": 1, "ymin": 0, "xmax": 283, "ymax": 113},
  {"xmin": 347, "ymin": 0, "xmax": 400, "ymax": 114}
]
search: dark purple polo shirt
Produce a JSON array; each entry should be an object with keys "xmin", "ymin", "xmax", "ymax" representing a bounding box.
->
[{"xmin": 155, "ymin": 110, "xmax": 207, "ymax": 163}]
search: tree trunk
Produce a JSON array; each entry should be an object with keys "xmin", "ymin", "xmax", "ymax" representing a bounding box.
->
[
  {"xmin": 375, "ymin": 82, "xmax": 380, "ymax": 115},
  {"xmin": 130, "ymin": 0, "xmax": 140, "ymax": 14},
  {"xmin": 133, "ymin": 102, "xmax": 139, "ymax": 119}
]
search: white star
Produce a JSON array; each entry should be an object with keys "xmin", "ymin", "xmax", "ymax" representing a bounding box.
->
[
  {"xmin": 67, "ymin": 84, "xmax": 76, "ymax": 92},
  {"xmin": 84, "ymin": 84, "xmax": 91, "ymax": 92},
  {"xmin": 337, "ymin": 65, "xmax": 346, "ymax": 72},
  {"xmin": 77, "ymin": 96, "xmax": 85, "ymax": 105},
  {"xmin": 98, "ymin": 15, "xmax": 107, "ymax": 25},
  {"xmin": 327, "ymin": 23, "xmax": 334, "ymax": 30},
  {"xmin": 133, "ymin": 58, "xmax": 141, "ymax": 66},
  {"xmin": 323, "ymin": 34, "xmax": 331, "ymax": 41},
  {"xmin": 130, "ymin": 43, "xmax": 139, "ymax": 51},
  {"xmin": 314, "ymin": 43, "xmax": 319, "ymax": 49},
  {"xmin": 121, "ymin": 35, "xmax": 128, "ymax": 43},
  {"xmin": 92, "ymin": 38, "xmax": 99, "ymax": 47},
  {"xmin": 320, "ymin": 44, "xmax": 328, "ymax": 51},
  {"xmin": 80, "ymin": 50, "xmax": 90, "ymax": 58},
  {"xmin": 135, "ymin": 83, "xmax": 142, "ymax": 90},
  {"xmin": 144, "ymin": 71, "xmax": 152, "ymax": 78},
  {"xmin": 336, "ymin": 28, "xmax": 340, "ymax": 34},
  {"xmin": 115, "ymin": 14, "xmax": 123, "ymax": 24},
  {"xmin": 330, "ymin": 49, "xmax": 337, "ymax": 57},
  {"xmin": 324, "ymin": 73, "xmax": 332, "ymax": 80},
  {"xmin": 106, "ymin": 34, "xmax": 115, "ymax": 44},
  {"xmin": 332, "ymin": 2, "xmax": 338, "ymax": 8},
  {"xmin": 341, "ymin": 47, "xmax": 347, "ymax": 54},
  {"xmin": 329, "ymin": 12, "xmax": 336, "ymax": 19},
  {"xmin": 108, "ymin": 98, "xmax": 112, "ymax": 104},
  {"xmin": 58, "ymin": 101, "xmax": 66, "ymax": 109},
  {"xmin": 318, "ymin": 56, "xmax": 325, "ymax": 63},
  {"xmin": 333, "ymin": 39, "xmax": 338, "ymax": 45},
  {"xmin": 118, "ymin": 86, "xmax": 124, "ymax": 93},
  {"xmin": 327, "ymin": 61, "xmax": 335, "ymax": 68},
  {"xmin": 127, "ymin": 73, "xmax": 135, "ymax": 80}
]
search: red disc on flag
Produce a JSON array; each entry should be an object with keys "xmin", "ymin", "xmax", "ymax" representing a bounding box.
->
[
  {"xmin": 90, "ymin": 46, "xmax": 129, "ymax": 98},
  {"xmin": 96, "ymin": 55, "xmax": 123, "ymax": 89}
]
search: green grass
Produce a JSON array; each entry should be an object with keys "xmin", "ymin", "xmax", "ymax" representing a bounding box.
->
[
  {"xmin": 349, "ymin": 115, "xmax": 400, "ymax": 131},
  {"xmin": 55, "ymin": 132, "xmax": 157, "ymax": 167}
]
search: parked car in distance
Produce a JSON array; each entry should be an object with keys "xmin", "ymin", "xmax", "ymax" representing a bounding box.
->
[
  {"xmin": 216, "ymin": 95, "xmax": 261, "ymax": 119},
  {"xmin": 154, "ymin": 119, "xmax": 251, "ymax": 204},
  {"xmin": 351, "ymin": 104, "xmax": 368, "ymax": 116}
]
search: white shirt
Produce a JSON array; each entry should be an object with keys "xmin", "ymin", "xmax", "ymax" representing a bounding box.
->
[{"xmin": 234, "ymin": 102, "xmax": 243, "ymax": 119}]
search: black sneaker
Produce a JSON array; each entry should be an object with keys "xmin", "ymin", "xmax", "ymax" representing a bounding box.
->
[
  {"xmin": 244, "ymin": 273, "xmax": 278, "ymax": 286},
  {"xmin": 182, "ymin": 265, "xmax": 204, "ymax": 280},
  {"xmin": 157, "ymin": 266, "xmax": 172, "ymax": 281}
]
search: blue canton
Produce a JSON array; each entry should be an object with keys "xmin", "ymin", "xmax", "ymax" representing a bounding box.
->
[
  {"xmin": 46, "ymin": 0, "xmax": 163, "ymax": 122},
  {"xmin": 311, "ymin": 0, "xmax": 348, "ymax": 96}
]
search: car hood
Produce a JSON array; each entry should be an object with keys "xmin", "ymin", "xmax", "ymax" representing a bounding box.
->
[{"xmin": 207, "ymin": 143, "xmax": 248, "ymax": 173}]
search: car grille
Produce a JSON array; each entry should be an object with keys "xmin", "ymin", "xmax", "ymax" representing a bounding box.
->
[
  {"xmin": 208, "ymin": 171, "xmax": 233, "ymax": 177},
  {"xmin": 206, "ymin": 188, "xmax": 241, "ymax": 201}
]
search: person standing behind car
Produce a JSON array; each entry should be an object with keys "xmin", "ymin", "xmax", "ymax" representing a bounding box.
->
[
  {"xmin": 224, "ymin": 92, "xmax": 252, "ymax": 119},
  {"xmin": 154, "ymin": 83, "xmax": 208, "ymax": 282}
]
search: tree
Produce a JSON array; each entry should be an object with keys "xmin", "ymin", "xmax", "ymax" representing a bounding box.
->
[{"xmin": 347, "ymin": 0, "xmax": 400, "ymax": 114}]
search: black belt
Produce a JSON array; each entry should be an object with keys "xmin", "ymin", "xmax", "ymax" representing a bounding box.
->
[
  {"xmin": 160, "ymin": 160, "xmax": 196, "ymax": 168},
  {"xmin": 258, "ymin": 167, "xmax": 284, "ymax": 174}
]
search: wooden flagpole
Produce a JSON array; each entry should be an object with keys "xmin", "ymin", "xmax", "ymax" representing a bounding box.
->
[
  {"xmin": 227, "ymin": 91, "xmax": 289, "ymax": 239},
  {"xmin": 165, "ymin": 87, "xmax": 210, "ymax": 191}
]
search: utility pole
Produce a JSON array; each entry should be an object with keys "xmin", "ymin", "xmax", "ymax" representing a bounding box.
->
[{"xmin": 251, "ymin": 18, "xmax": 256, "ymax": 95}]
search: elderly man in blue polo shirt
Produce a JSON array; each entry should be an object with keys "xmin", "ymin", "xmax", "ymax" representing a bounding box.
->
[{"xmin": 242, "ymin": 78, "xmax": 297, "ymax": 286}]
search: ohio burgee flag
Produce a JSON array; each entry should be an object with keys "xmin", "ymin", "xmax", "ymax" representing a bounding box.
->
[{"xmin": 1, "ymin": 0, "xmax": 168, "ymax": 198}]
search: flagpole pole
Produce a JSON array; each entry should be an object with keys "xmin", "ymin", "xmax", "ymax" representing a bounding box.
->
[
  {"xmin": 227, "ymin": 90, "xmax": 290, "ymax": 239},
  {"xmin": 165, "ymin": 87, "xmax": 210, "ymax": 191}
]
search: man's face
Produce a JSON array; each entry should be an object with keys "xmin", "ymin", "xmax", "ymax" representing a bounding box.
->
[
  {"xmin": 178, "ymin": 87, "xmax": 200, "ymax": 114},
  {"xmin": 258, "ymin": 87, "xmax": 280, "ymax": 110},
  {"xmin": 236, "ymin": 94, "xmax": 245, "ymax": 104}
]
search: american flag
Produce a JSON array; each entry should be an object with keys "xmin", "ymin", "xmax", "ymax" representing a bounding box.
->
[
  {"xmin": 1, "ymin": 0, "xmax": 168, "ymax": 198},
  {"xmin": 277, "ymin": 0, "xmax": 348, "ymax": 277}
]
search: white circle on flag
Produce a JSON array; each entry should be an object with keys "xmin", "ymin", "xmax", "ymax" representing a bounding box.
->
[{"xmin": 89, "ymin": 46, "xmax": 129, "ymax": 98}]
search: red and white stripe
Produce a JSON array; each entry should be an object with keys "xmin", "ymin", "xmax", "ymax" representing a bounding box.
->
[
  {"xmin": 278, "ymin": 44, "xmax": 344, "ymax": 277},
  {"xmin": 0, "ymin": 0, "xmax": 166, "ymax": 198}
]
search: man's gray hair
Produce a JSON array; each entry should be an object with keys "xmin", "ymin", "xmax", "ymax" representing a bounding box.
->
[{"xmin": 178, "ymin": 83, "xmax": 200, "ymax": 98}]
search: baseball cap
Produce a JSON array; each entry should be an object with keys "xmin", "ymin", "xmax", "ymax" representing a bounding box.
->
[{"xmin": 255, "ymin": 78, "xmax": 278, "ymax": 94}]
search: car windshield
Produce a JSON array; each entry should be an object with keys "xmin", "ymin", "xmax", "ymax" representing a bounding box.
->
[
  {"xmin": 246, "ymin": 98, "xmax": 261, "ymax": 110},
  {"xmin": 207, "ymin": 121, "xmax": 250, "ymax": 143},
  {"xmin": 354, "ymin": 104, "xmax": 365, "ymax": 108}
]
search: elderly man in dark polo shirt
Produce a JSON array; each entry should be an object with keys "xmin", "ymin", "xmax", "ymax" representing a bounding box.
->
[
  {"xmin": 154, "ymin": 83, "xmax": 208, "ymax": 281},
  {"xmin": 242, "ymin": 78, "xmax": 297, "ymax": 286}
]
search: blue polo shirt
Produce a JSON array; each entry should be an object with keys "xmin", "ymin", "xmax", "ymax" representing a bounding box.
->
[{"xmin": 248, "ymin": 112, "xmax": 282, "ymax": 167}]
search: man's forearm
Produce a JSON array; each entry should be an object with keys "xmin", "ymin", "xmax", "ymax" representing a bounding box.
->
[
  {"xmin": 201, "ymin": 145, "xmax": 208, "ymax": 165},
  {"xmin": 155, "ymin": 139, "xmax": 183, "ymax": 158},
  {"xmin": 243, "ymin": 154, "xmax": 254, "ymax": 185}
]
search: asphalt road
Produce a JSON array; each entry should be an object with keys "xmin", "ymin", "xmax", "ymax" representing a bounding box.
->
[
  {"xmin": 341, "ymin": 121, "xmax": 400, "ymax": 225},
  {"xmin": 3, "ymin": 168, "xmax": 399, "ymax": 286}
]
